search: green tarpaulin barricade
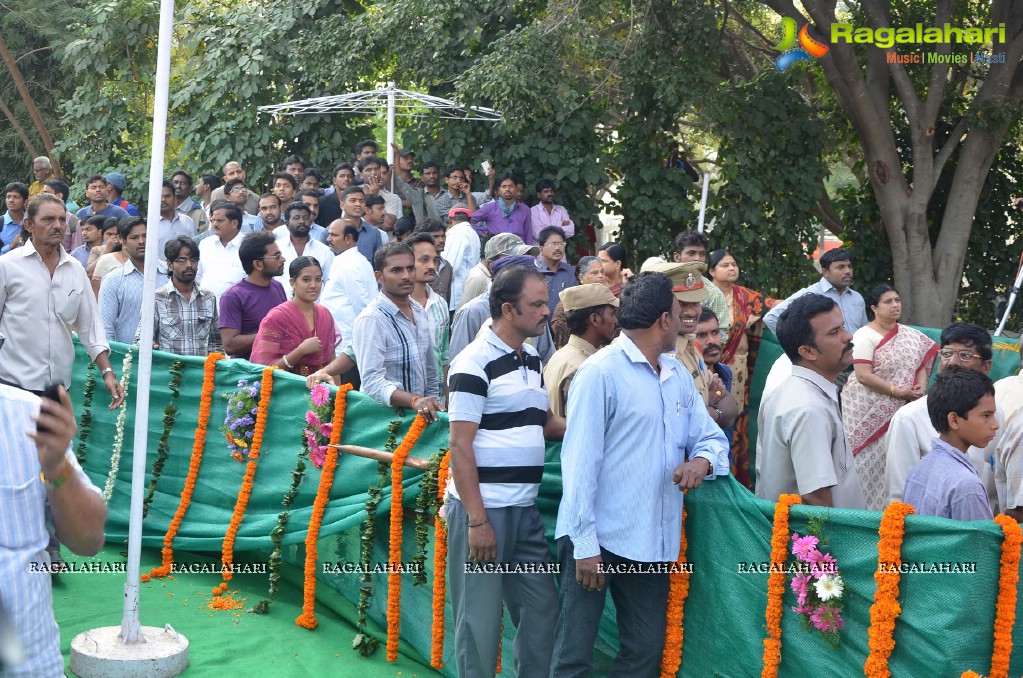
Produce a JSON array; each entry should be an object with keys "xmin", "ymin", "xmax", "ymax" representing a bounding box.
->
[{"xmin": 65, "ymin": 338, "xmax": 1023, "ymax": 676}]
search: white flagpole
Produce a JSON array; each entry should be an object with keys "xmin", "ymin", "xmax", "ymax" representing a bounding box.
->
[
  {"xmin": 386, "ymin": 81, "xmax": 396, "ymax": 192},
  {"xmin": 697, "ymin": 171, "xmax": 710, "ymax": 233}
]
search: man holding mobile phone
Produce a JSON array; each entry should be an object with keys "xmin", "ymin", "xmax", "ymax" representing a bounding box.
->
[
  {"xmin": 434, "ymin": 165, "xmax": 478, "ymax": 219},
  {"xmin": 0, "ymin": 382, "xmax": 106, "ymax": 675}
]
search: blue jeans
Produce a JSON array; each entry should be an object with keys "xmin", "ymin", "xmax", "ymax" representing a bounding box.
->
[{"xmin": 550, "ymin": 537, "xmax": 670, "ymax": 678}]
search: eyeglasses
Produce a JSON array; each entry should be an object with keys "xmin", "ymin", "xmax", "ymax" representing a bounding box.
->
[
  {"xmin": 694, "ymin": 329, "xmax": 728, "ymax": 341},
  {"xmin": 172, "ymin": 256, "xmax": 200, "ymax": 264},
  {"xmin": 938, "ymin": 348, "xmax": 983, "ymax": 362},
  {"xmin": 229, "ymin": 186, "xmax": 247, "ymax": 194},
  {"xmin": 261, "ymin": 252, "xmax": 284, "ymax": 260},
  {"xmin": 544, "ymin": 242, "xmax": 565, "ymax": 249}
]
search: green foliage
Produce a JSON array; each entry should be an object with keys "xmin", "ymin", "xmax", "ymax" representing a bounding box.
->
[{"xmin": 711, "ymin": 72, "xmax": 828, "ymax": 298}]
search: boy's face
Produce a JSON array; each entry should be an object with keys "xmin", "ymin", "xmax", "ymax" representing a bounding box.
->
[{"xmin": 952, "ymin": 393, "xmax": 999, "ymax": 449}]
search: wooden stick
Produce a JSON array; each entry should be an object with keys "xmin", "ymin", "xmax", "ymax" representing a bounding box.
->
[{"xmin": 328, "ymin": 443, "xmax": 429, "ymax": 470}]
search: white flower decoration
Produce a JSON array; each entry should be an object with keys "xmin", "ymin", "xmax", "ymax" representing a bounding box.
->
[{"xmin": 814, "ymin": 574, "xmax": 844, "ymax": 602}]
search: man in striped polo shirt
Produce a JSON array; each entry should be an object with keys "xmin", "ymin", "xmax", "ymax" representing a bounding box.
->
[{"xmin": 446, "ymin": 263, "xmax": 566, "ymax": 677}]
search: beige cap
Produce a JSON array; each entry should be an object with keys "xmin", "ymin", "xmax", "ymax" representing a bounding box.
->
[
  {"xmin": 641, "ymin": 261, "xmax": 709, "ymax": 302},
  {"xmin": 559, "ymin": 283, "xmax": 620, "ymax": 312}
]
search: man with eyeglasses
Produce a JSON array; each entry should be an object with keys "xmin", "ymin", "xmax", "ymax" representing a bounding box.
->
[
  {"xmin": 692, "ymin": 307, "xmax": 738, "ymax": 444},
  {"xmin": 139, "ymin": 236, "xmax": 222, "ymax": 356},
  {"xmin": 885, "ymin": 322, "xmax": 1000, "ymax": 512},
  {"xmin": 218, "ymin": 231, "xmax": 287, "ymax": 360},
  {"xmin": 222, "ymin": 178, "xmax": 261, "ymax": 232},
  {"xmin": 535, "ymin": 226, "xmax": 576, "ymax": 315},
  {"xmin": 209, "ymin": 161, "xmax": 259, "ymax": 214}
]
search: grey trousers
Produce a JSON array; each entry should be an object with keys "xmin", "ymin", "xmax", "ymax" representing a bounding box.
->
[
  {"xmin": 446, "ymin": 497, "xmax": 558, "ymax": 677},
  {"xmin": 550, "ymin": 537, "xmax": 670, "ymax": 678}
]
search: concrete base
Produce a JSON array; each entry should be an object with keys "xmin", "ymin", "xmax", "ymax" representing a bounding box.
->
[{"xmin": 70, "ymin": 625, "xmax": 188, "ymax": 678}]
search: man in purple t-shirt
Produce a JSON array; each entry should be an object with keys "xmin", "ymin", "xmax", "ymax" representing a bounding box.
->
[{"xmin": 219, "ymin": 231, "xmax": 287, "ymax": 360}]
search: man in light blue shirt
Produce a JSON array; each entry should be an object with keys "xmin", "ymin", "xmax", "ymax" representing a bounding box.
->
[
  {"xmin": 98, "ymin": 217, "xmax": 169, "ymax": 343},
  {"xmin": 763, "ymin": 248, "xmax": 867, "ymax": 335},
  {"xmin": 552, "ymin": 271, "xmax": 729, "ymax": 677}
]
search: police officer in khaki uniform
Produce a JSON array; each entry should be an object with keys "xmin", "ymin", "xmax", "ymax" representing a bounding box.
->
[{"xmin": 644, "ymin": 260, "xmax": 738, "ymax": 429}]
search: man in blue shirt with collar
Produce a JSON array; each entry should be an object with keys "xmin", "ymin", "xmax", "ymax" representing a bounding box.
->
[
  {"xmin": 552, "ymin": 270, "xmax": 730, "ymax": 677},
  {"xmin": 2, "ymin": 182, "xmax": 28, "ymax": 254},
  {"xmin": 763, "ymin": 248, "xmax": 867, "ymax": 335}
]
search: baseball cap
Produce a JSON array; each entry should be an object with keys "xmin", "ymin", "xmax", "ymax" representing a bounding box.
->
[
  {"xmin": 641, "ymin": 261, "xmax": 709, "ymax": 302},
  {"xmin": 484, "ymin": 233, "xmax": 540, "ymax": 259},
  {"xmin": 105, "ymin": 172, "xmax": 126, "ymax": 191},
  {"xmin": 560, "ymin": 283, "xmax": 620, "ymax": 312},
  {"xmin": 448, "ymin": 206, "xmax": 473, "ymax": 219}
]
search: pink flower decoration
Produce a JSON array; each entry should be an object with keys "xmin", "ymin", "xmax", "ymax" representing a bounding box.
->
[
  {"xmin": 791, "ymin": 603, "xmax": 814, "ymax": 615},
  {"xmin": 791, "ymin": 534, "xmax": 820, "ymax": 562},
  {"xmin": 807, "ymin": 550, "xmax": 838, "ymax": 579},
  {"xmin": 310, "ymin": 445, "xmax": 326, "ymax": 469},
  {"xmin": 790, "ymin": 573, "xmax": 812, "ymax": 606},
  {"xmin": 319, "ymin": 423, "xmax": 333, "ymax": 439},
  {"xmin": 810, "ymin": 606, "xmax": 843, "ymax": 633},
  {"xmin": 306, "ymin": 410, "xmax": 321, "ymax": 427},
  {"xmin": 310, "ymin": 384, "xmax": 330, "ymax": 407}
]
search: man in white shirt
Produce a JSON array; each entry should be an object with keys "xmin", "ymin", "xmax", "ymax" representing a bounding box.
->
[
  {"xmin": 275, "ymin": 201, "xmax": 333, "ymax": 300},
  {"xmin": 321, "ymin": 218, "xmax": 376, "ymax": 346},
  {"xmin": 885, "ymin": 322, "xmax": 1000, "ymax": 512},
  {"xmin": 197, "ymin": 201, "xmax": 247, "ymax": 304},
  {"xmin": 444, "ymin": 206, "xmax": 481, "ymax": 310},
  {"xmin": 157, "ymin": 180, "xmax": 196, "ymax": 260}
]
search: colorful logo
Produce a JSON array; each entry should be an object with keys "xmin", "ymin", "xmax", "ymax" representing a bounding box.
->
[{"xmin": 775, "ymin": 18, "xmax": 830, "ymax": 72}]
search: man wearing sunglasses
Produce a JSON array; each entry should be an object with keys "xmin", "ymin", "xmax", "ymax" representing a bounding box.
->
[
  {"xmin": 140, "ymin": 236, "xmax": 222, "ymax": 356},
  {"xmin": 218, "ymin": 231, "xmax": 287, "ymax": 360},
  {"xmin": 885, "ymin": 322, "xmax": 1000, "ymax": 512}
]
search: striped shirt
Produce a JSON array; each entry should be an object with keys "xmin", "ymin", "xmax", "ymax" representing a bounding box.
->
[
  {"xmin": 447, "ymin": 327, "xmax": 549, "ymax": 508},
  {"xmin": 98, "ymin": 260, "xmax": 170, "ymax": 343},
  {"xmin": 0, "ymin": 385, "xmax": 100, "ymax": 676},
  {"xmin": 352, "ymin": 292, "xmax": 438, "ymax": 405}
]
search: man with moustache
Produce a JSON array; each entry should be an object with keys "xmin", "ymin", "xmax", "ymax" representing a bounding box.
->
[
  {"xmin": 171, "ymin": 170, "xmax": 209, "ymax": 234},
  {"xmin": 551, "ymin": 272, "xmax": 729, "ymax": 676},
  {"xmin": 98, "ymin": 217, "xmax": 169, "ymax": 343},
  {"xmin": 885, "ymin": 322, "xmax": 1000, "ymax": 512},
  {"xmin": 156, "ymin": 180, "xmax": 196, "ymax": 260},
  {"xmin": 321, "ymin": 219, "xmax": 377, "ymax": 347},
  {"xmin": 218, "ymin": 231, "xmax": 287, "ymax": 360},
  {"xmin": 257, "ymin": 193, "xmax": 284, "ymax": 232},
  {"xmin": 209, "ymin": 161, "xmax": 259, "ymax": 214},
  {"xmin": 406, "ymin": 232, "xmax": 450, "ymax": 396},
  {"xmin": 692, "ymin": 308, "xmax": 735, "ymax": 444},
  {"xmin": 670, "ymin": 230, "xmax": 730, "ymax": 327},
  {"xmin": 274, "ymin": 201, "xmax": 333, "ymax": 299},
  {"xmin": 764, "ymin": 248, "xmax": 867, "ymax": 335},
  {"xmin": 645, "ymin": 260, "xmax": 737, "ymax": 429},
  {"xmin": 352, "ymin": 242, "xmax": 442, "ymax": 419},
  {"xmin": 543, "ymin": 283, "xmax": 619, "ymax": 418},
  {"xmin": 197, "ymin": 200, "xmax": 247, "ymax": 303},
  {"xmin": 446, "ymin": 263, "xmax": 566, "ymax": 678},
  {"xmin": 141, "ymin": 236, "xmax": 222, "ymax": 355},
  {"xmin": 339, "ymin": 186, "xmax": 384, "ymax": 264},
  {"xmin": 223, "ymin": 178, "xmax": 261, "ymax": 232},
  {"xmin": 756, "ymin": 293, "xmax": 866, "ymax": 509}
]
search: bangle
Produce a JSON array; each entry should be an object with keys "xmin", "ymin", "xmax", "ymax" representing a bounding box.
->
[
  {"xmin": 889, "ymin": 383, "xmax": 896, "ymax": 397},
  {"xmin": 710, "ymin": 405, "xmax": 721, "ymax": 421},
  {"xmin": 40, "ymin": 459, "xmax": 73, "ymax": 491},
  {"xmin": 282, "ymin": 353, "xmax": 294, "ymax": 369},
  {"xmin": 411, "ymin": 396, "xmax": 425, "ymax": 409},
  {"xmin": 468, "ymin": 519, "xmax": 488, "ymax": 528},
  {"xmin": 101, "ymin": 367, "xmax": 114, "ymax": 377}
]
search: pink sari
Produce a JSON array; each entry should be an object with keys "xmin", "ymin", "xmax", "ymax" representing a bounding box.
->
[
  {"xmin": 250, "ymin": 301, "xmax": 337, "ymax": 376},
  {"xmin": 841, "ymin": 324, "xmax": 938, "ymax": 509}
]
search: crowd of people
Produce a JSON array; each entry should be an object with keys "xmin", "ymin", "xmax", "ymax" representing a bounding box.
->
[{"xmin": 3, "ymin": 141, "xmax": 1023, "ymax": 676}]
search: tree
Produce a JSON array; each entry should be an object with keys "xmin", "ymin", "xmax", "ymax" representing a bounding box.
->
[{"xmin": 763, "ymin": 0, "xmax": 1023, "ymax": 325}]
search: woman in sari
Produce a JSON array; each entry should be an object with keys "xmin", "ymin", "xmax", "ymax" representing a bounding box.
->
[
  {"xmin": 841, "ymin": 283, "xmax": 937, "ymax": 510},
  {"xmin": 550, "ymin": 255, "xmax": 605, "ymax": 349},
  {"xmin": 250, "ymin": 256, "xmax": 339, "ymax": 376},
  {"xmin": 708, "ymin": 249, "xmax": 778, "ymax": 488},
  {"xmin": 596, "ymin": 241, "xmax": 629, "ymax": 297}
]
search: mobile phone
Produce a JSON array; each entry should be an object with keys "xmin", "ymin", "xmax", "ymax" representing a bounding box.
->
[
  {"xmin": 481, "ymin": 160, "xmax": 491, "ymax": 174},
  {"xmin": 37, "ymin": 382, "xmax": 63, "ymax": 435}
]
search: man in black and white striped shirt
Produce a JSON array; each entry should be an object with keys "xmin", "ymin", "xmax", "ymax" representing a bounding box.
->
[{"xmin": 446, "ymin": 263, "xmax": 566, "ymax": 677}]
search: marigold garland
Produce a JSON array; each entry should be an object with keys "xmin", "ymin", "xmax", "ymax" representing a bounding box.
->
[
  {"xmin": 660, "ymin": 509, "xmax": 690, "ymax": 677},
  {"xmin": 863, "ymin": 501, "xmax": 915, "ymax": 678},
  {"xmin": 295, "ymin": 384, "xmax": 353, "ymax": 629},
  {"xmin": 989, "ymin": 515, "xmax": 1022, "ymax": 678},
  {"xmin": 761, "ymin": 494, "xmax": 801, "ymax": 678},
  {"xmin": 386, "ymin": 413, "xmax": 429, "ymax": 662},
  {"xmin": 212, "ymin": 366, "xmax": 275, "ymax": 603},
  {"xmin": 143, "ymin": 359, "xmax": 185, "ymax": 518},
  {"xmin": 75, "ymin": 363, "xmax": 96, "ymax": 463},
  {"xmin": 431, "ymin": 450, "xmax": 451, "ymax": 669},
  {"xmin": 141, "ymin": 352, "xmax": 224, "ymax": 583},
  {"xmin": 102, "ymin": 348, "xmax": 133, "ymax": 504}
]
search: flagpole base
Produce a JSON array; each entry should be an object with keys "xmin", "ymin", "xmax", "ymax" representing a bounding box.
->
[{"xmin": 70, "ymin": 625, "xmax": 188, "ymax": 678}]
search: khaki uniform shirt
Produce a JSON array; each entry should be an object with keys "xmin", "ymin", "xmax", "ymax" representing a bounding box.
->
[
  {"xmin": 674, "ymin": 334, "xmax": 710, "ymax": 405},
  {"xmin": 543, "ymin": 335, "xmax": 598, "ymax": 417}
]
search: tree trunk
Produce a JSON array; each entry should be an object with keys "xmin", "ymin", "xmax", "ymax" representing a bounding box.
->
[
  {"xmin": 0, "ymin": 33, "xmax": 62, "ymax": 177},
  {"xmin": 0, "ymin": 95, "xmax": 40, "ymax": 159}
]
